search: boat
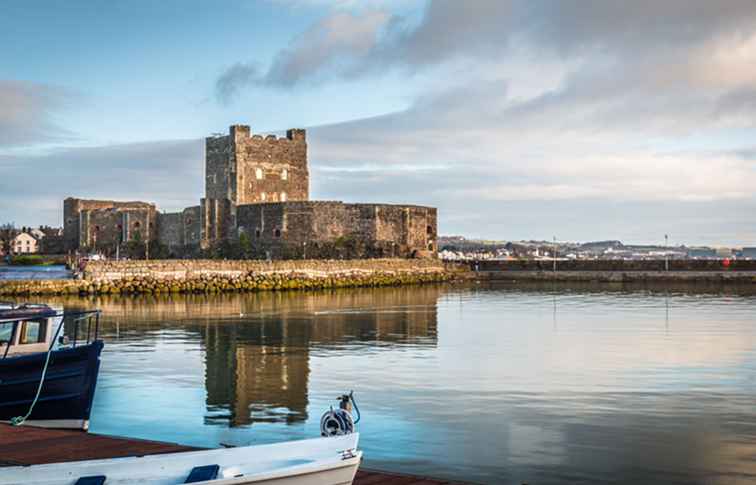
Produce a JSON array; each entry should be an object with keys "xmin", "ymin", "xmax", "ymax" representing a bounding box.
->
[
  {"xmin": 0, "ymin": 303, "xmax": 103, "ymax": 430},
  {"xmin": 0, "ymin": 433, "xmax": 361, "ymax": 485}
]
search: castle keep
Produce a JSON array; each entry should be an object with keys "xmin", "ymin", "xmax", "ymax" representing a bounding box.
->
[{"xmin": 64, "ymin": 124, "xmax": 437, "ymax": 259}]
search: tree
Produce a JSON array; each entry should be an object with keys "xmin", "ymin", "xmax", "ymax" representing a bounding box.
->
[
  {"xmin": 0, "ymin": 223, "xmax": 16, "ymax": 255},
  {"xmin": 124, "ymin": 230, "xmax": 146, "ymax": 259},
  {"xmin": 239, "ymin": 232, "xmax": 252, "ymax": 259}
]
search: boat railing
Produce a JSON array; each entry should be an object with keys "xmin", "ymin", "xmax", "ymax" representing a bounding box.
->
[
  {"xmin": 0, "ymin": 309, "xmax": 101, "ymax": 360},
  {"xmin": 65, "ymin": 310, "xmax": 101, "ymax": 348}
]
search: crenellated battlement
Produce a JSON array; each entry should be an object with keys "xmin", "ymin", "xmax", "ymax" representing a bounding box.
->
[{"xmin": 220, "ymin": 124, "xmax": 306, "ymax": 145}]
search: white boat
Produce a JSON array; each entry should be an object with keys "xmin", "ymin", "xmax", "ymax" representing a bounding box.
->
[{"xmin": 0, "ymin": 433, "xmax": 361, "ymax": 485}]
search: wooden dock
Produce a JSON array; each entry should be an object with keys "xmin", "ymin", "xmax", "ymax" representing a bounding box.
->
[{"xmin": 0, "ymin": 424, "xmax": 461, "ymax": 484}]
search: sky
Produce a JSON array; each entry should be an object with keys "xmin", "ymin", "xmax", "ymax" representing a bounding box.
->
[{"xmin": 1, "ymin": 0, "xmax": 755, "ymax": 246}]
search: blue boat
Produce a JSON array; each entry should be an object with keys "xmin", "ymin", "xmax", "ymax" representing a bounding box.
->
[{"xmin": 0, "ymin": 304, "xmax": 103, "ymax": 430}]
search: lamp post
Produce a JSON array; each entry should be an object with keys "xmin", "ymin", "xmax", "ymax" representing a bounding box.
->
[
  {"xmin": 553, "ymin": 236, "xmax": 557, "ymax": 272},
  {"xmin": 664, "ymin": 234, "xmax": 669, "ymax": 272}
]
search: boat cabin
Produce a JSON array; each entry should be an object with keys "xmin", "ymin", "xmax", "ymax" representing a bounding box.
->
[{"xmin": 0, "ymin": 304, "xmax": 62, "ymax": 357}]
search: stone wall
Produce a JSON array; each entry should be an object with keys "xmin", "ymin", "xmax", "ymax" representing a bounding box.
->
[
  {"xmin": 200, "ymin": 197, "xmax": 233, "ymax": 244},
  {"xmin": 0, "ymin": 259, "xmax": 449, "ymax": 296},
  {"xmin": 157, "ymin": 212, "xmax": 182, "ymax": 253},
  {"xmin": 468, "ymin": 259, "xmax": 756, "ymax": 272},
  {"xmin": 234, "ymin": 126, "xmax": 308, "ymax": 205},
  {"xmin": 83, "ymin": 258, "xmax": 445, "ymax": 281},
  {"xmin": 201, "ymin": 125, "xmax": 308, "ymax": 247},
  {"xmin": 474, "ymin": 270, "xmax": 756, "ymax": 283},
  {"xmin": 183, "ymin": 206, "xmax": 201, "ymax": 247},
  {"xmin": 236, "ymin": 201, "xmax": 437, "ymax": 259},
  {"xmin": 64, "ymin": 198, "xmax": 157, "ymax": 253}
]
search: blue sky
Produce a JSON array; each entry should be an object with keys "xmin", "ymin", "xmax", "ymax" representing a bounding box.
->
[{"xmin": 2, "ymin": 1, "xmax": 756, "ymax": 245}]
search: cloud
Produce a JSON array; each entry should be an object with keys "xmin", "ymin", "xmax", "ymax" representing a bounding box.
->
[
  {"xmin": 0, "ymin": 80, "xmax": 74, "ymax": 146},
  {"xmin": 215, "ymin": 63, "xmax": 260, "ymax": 105},
  {"xmin": 224, "ymin": 1, "xmax": 756, "ymax": 91},
  {"xmin": 215, "ymin": 9, "xmax": 391, "ymax": 102}
]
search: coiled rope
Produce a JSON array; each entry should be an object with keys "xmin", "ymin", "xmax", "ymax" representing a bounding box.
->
[{"xmin": 320, "ymin": 391, "xmax": 361, "ymax": 437}]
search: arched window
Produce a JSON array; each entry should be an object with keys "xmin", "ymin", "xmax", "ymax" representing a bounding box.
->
[
  {"xmin": 94, "ymin": 225, "xmax": 100, "ymax": 232},
  {"xmin": 255, "ymin": 228, "xmax": 261, "ymax": 238},
  {"xmin": 255, "ymin": 168, "xmax": 263, "ymax": 180},
  {"xmin": 185, "ymin": 217, "xmax": 192, "ymax": 225},
  {"xmin": 133, "ymin": 221, "xmax": 141, "ymax": 229},
  {"xmin": 280, "ymin": 192, "xmax": 287, "ymax": 202},
  {"xmin": 273, "ymin": 228, "xmax": 281, "ymax": 238},
  {"xmin": 281, "ymin": 169, "xmax": 288, "ymax": 180},
  {"xmin": 261, "ymin": 192, "xmax": 267, "ymax": 201},
  {"xmin": 426, "ymin": 225, "xmax": 433, "ymax": 235}
]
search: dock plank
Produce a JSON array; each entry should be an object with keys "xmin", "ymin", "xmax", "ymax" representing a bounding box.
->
[{"xmin": 0, "ymin": 424, "xmax": 459, "ymax": 484}]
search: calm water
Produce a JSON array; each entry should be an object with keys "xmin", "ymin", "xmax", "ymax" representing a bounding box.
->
[
  {"xmin": 0, "ymin": 264, "xmax": 71, "ymax": 280},
  {"xmin": 22, "ymin": 282, "xmax": 756, "ymax": 484}
]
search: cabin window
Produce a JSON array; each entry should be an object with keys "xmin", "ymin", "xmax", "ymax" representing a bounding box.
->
[
  {"xmin": 256, "ymin": 168, "xmax": 263, "ymax": 180},
  {"xmin": 281, "ymin": 169, "xmax": 288, "ymax": 180},
  {"xmin": 280, "ymin": 192, "xmax": 287, "ymax": 202},
  {"xmin": 19, "ymin": 320, "xmax": 46, "ymax": 345},
  {"xmin": 274, "ymin": 228, "xmax": 281, "ymax": 238},
  {"xmin": 0, "ymin": 322, "xmax": 13, "ymax": 344}
]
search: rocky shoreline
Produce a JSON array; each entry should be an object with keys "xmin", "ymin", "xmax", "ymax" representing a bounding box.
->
[{"xmin": 0, "ymin": 259, "xmax": 453, "ymax": 296}]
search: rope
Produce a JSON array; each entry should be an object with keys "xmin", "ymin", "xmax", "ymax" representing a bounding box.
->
[
  {"xmin": 350, "ymin": 390, "xmax": 361, "ymax": 424},
  {"xmin": 10, "ymin": 315, "xmax": 80, "ymax": 426},
  {"xmin": 320, "ymin": 407, "xmax": 354, "ymax": 437}
]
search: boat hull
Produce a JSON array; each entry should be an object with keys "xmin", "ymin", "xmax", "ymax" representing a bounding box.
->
[
  {"xmin": 0, "ymin": 341, "xmax": 103, "ymax": 430},
  {"xmin": 0, "ymin": 434, "xmax": 361, "ymax": 485}
]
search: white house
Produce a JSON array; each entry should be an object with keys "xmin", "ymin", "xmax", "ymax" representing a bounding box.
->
[{"xmin": 12, "ymin": 232, "xmax": 39, "ymax": 254}]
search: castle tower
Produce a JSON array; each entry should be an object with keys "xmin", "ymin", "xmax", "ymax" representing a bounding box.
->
[{"xmin": 201, "ymin": 124, "xmax": 308, "ymax": 246}]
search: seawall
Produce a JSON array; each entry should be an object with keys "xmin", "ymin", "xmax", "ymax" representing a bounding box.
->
[
  {"xmin": 462, "ymin": 259, "xmax": 756, "ymax": 272},
  {"xmin": 447, "ymin": 259, "xmax": 756, "ymax": 284},
  {"xmin": 0, "ymin": 259, "xmax": 451, "ymax": 296},
  {"xmin": 469, "ymin": 270, "xmax": 756, "ymax": 283}
]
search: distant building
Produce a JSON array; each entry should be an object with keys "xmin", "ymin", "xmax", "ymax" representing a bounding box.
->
[
  {"xmin": 715, "ymin": 247, "xmax": 733, "ymax": 258},
  {"xmin": 741, "ymin": 247, "xmax": 756, "ymax": 259},
  {"xmin": 687, "ymin": 247, "xmax": 716, "ymax": 259},
  {"xmin": 12, "ymin": 232, "xmax": 39, "ymax": 254}
]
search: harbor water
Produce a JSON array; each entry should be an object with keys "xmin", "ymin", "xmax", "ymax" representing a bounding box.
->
[
  {"xmin": 0, "ymin": 264, "xmax": 72, "ymax": 280},
  {"xmin": 21, "ymin": 282, "xmax": 756, "ymax": 484}
]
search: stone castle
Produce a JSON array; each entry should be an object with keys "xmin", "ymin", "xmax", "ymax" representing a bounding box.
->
[{"xmin": 64, "ymin": 124, "xmax": 437, "ymax": 259}]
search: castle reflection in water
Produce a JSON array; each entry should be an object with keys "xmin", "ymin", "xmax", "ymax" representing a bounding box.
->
[{"xmin": 51, "ymin": 286, "xmax": 442, "ymax": 427}]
